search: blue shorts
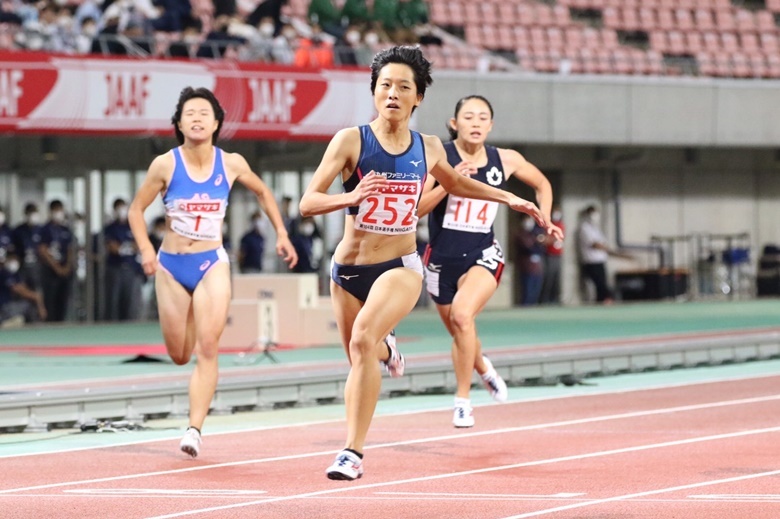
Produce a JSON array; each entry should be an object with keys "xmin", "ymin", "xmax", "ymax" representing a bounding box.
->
[
  {"xmin": 330, "ymin": 252, "xmax": 424, "ymax": 302},
  {"xmin": 423, "ymin": 240, "xmax": 504, "ymax": 305},
  {"xmin": 157, "ymin": 247, "xmax": 229, "ymax": 293}
]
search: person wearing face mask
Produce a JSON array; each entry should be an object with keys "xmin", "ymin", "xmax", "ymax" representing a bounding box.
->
[
  {"xmin": 540, "ymin": 205, "xmax": 565, "ymax": 304},
  {"xmin": 38, "ymin": 199, "xmax": 74, "ymax": 322},
  {"xmin": 103, "ymin": 198, "xmax": 145, "ymax": 321},
  {"xmin": 238, "ymin": 210, "xmax": 266, "ymax": 274},
  {"xmin": 12, "ymin": 202, "xmax": 43, "ymax": 292},
  {"xmin": 576, "ymin": 204, "xmax": 631, "ymax": 304},
  {"xmin": 289, "ymin": 215, "xmax": 322, "ymax": 274},
  {"xmin": 0, "ymin": 205, "xmax": 12, "ymax": 265},
  {"xmin": 417, "ymin": 94, "xmax": 563, "ymax": 428},
  {"xmin": 514, "ymin": 214, "xmax": 547, "ymax": 307},
  {"xmin": 0, "ymin": 251, "xmax": 47, "ymax": 327}
]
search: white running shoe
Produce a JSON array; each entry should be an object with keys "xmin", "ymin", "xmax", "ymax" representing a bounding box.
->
[
  {"xmin": 453, "ymin": 399, "xmax": 475, "ymax": 428},
  {"xmin": 382, "ymin": 330, "xmax": 405, "ymax": 378},
  {"xmin": 481, "ymin": 355, "xmax": 508, "ymax": 402},
  {"xmin": 180, "ymin": 427, "xmax": 202, "ymax": 458},
  {"xmin": 326, "ymin": 450, "xmax": 364, "ymax": 481}
]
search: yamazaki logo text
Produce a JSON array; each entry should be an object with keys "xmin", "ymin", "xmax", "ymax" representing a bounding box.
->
[
  {"xmin": 247, "ymin": 78, "xmax": 295, "ymax": 123},
  {"xmin": 184, "ymin": 202, "xmax": 220, "ymax": 212},
  {"xmin": 104, "ymin": 73, "xmax": 149, "ymax": 118},
  {"xmin": 0, "ymin": 69, "xmax": 23, "ymax": 117}
]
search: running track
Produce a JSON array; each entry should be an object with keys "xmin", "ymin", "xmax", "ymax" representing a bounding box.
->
[{"xmin": 2, "ymin": 373, "xmax": 779, "ymax": 518}]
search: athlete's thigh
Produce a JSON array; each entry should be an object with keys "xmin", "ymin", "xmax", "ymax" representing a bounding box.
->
[
  {"xmin": 155, "ymin": 268, "xmax": 194, "ymax": 346},
  {"xmin": 192, "ymin": 263, "xmax": 232, "ymax": 348},
  {"xmin": 330, "ymin": 279, "xmax": 363, "ymax": 355},
  {"xmin": 355, "ymin": 267, "xmax": 422, "ymax": 342},
  {"xmin": 452, "ymin": 265, "xmax": 499, "ymax": 317}
]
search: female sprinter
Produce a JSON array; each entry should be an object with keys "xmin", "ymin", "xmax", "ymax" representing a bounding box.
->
[
  {"xmin": 128, "ymin": 87, "xmax": 297, "ymax": 457},
  {"xmin": 418, "ymin": 95, "xmax": 564, "ymax": 428},
  {"xmin": 299, "ymin": 47, "xmax": 548, "ymax": 481}
]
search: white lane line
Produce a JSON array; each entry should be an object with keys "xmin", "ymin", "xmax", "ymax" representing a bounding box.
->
[
  {"xmin": 2, "ymin": 393, "xmax": 780, "ymax": 495},
  {"xmin": 499, "ymin": 469, "xmax": 780, "ymax": 518},
  {"xmin": 3, "ymin": 370, "xmax": 779, "ymax": 459},
  {"xmin": 143, "ymin": 426, "xmax": 780, "ymax": 519},
  {"xmin": 373, "ymin": 492, "xmax": 585, "ymax": 498}
]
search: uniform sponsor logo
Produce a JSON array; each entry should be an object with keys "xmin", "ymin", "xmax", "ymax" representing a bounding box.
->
[
  {"xmin": 409, "ymin": 159, "xmax": 423, "ymax": 167},
  {"xmin": 199, "ymin": 260, "xmax": 211, "ymax": 271}
]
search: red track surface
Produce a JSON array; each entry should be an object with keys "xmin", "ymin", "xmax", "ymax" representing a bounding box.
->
[{"xmin": 2, "ymin": 375, "xmax": 780, "ymax": 518}]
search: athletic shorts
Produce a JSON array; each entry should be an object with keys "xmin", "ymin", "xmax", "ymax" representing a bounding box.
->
[
  {"xmin": 424, "ymin": 240, "xmax": 505, "ymax": 305},
  {"xmin": 157, "ymin": 247, "xmax": 229, "ymax": 293},
  {"xmin": 330, "ymin": 251, "xmax": 424, "ymax": 302}
]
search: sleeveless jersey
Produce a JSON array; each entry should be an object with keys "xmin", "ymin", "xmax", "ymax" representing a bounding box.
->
[
  {"xmin": 343, "ymin": 125, "xmax": 427, "ymax": 235},
  {"xmin": 428, "ymin": 142, "xmax": 505, "ymax": 257},
  {"xmin": 163, "ymin": 146, "xmax": 230, "ymax": 241}
]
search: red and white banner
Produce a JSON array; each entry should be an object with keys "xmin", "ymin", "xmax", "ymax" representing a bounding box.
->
[{"xmin": 0, "ymin": 52, "xmax": 375, "ymax": 141}]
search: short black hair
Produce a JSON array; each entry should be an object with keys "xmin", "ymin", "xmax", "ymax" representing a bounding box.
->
[
  {"xmin": 49, "ymin": 199, "xmax": 64, "ymax": 211},
  {"xmin": 113, "ymin": 198, "xmax": 126, "ymax": 209},
  {"xmin": 447, "ymin": 95, "xmax": 494, "ymax": 140},
  {"xmin": 24, "ymin": 202, "xmax": 37, "ymax": 214},
  {"xmin": 171, "ymin": 87, "xmax": 225, "ymax": 145},
  {"xmin": 370, "ymin": 46, "xmax": 433, "ymax": 110}
]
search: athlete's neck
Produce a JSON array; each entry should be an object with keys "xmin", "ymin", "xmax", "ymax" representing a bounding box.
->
[
  {"xmin": 180, "ymin": 142, "xmax": 214, "ymax": 169},
  {"xmin": 370, "ymin": 120, "xmax": 410, "ymax": 150},
  {"xmin": 454, "ymin": 139, "xmax": 486, "ymax": 161}
]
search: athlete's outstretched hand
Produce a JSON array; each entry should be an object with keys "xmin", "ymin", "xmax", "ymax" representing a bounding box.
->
[
  {"xmin": 546, "ymin": 222, "xmax": 565, "ymax": 242},
  {"xmin": 140, "ymin": 248, "xmax": 158, "ymax": 276},
  {"xmin": 276, "ymin": 234, "xmax": 298, "ymax": 269},
  {"xmin": 351, "ymin": 171, "xmax": 389, "ymax": 205},
  {"xmin": 508, "ymin": 196, "xmax": 546, "ymax": 228}
]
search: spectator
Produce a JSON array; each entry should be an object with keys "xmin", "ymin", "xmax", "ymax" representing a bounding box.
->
[
  {"xmin": 145, "ymin": 215, "xmax": 166, "ymax": 319},
  {"xmin": 340, "ymin": 0, "xmax": 371, "ymax": 27},
  {"xmin": 514, "ymin": 214, "xmax": 546, "ymax": 306},
  {"xmin": 279, "ymin": 195, "xmax": 295, "ymax": 233},
  {"xmin": 76, "ymin": 16, "xmax": 98, "ymax": 54},
  {"xmin": 148, "ymin": 216, "xmax": 166, "ymax": 253},
  {"xmin": 168, "ymin": 17, "xmax": 202, "ymax": 58},
  {"xmin": 238, "ymin": 210, "xmax": 266, "ymax": 274},
  {"xmin": 0, "ymin": 205, "xmax": 11, "ymax": 264},
  {"xmin": 104, "ymin": 197, "xmax": 144, "ymax": 321},
  {"xmin": 540, "ymin": 205, "xmax": 564, "ymax": 304},
  {"xmin": 307, "ymin": 0, "xmax": 341, "ymax": 36},
  {"xmin": 270, "ymin": 22, "xmax": 297, "ymax": 64},
  {"xmin": 576, "ymin": 204, "xmax": 632, "ymax": 304},
  {"xmin": 289, "ymin": 215, "xmax": 321, "ymax": 273},
  {"xmin": 0, "ymin": 251, "xmax": 46, "ymax": 327},
  {"xmin": 294, "ymin": 24, "xmax": 334, "ymax": 68},
  {"xmin": 12, "ymin": 202, "xmax": 42, "ymax": 292},
  {"xmin": 239, "ymin": 15, "xmax": 275, "ymax": 61},
  {"xmin": 335, "ymin": 24, "xmax": 372, "ymax": 66},
  {"xmin": 38, "ymin": 199, "xmax": 74, "ymax": 322},
  {"xmin": 245, "ymin": 0, "xmax": 286, "ymax": 30}
]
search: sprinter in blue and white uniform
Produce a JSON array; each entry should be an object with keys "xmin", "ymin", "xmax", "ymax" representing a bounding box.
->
[
  {"xmin": 300, "ymin": 47, "xmax": 549, "ymax": 481},
  {"xmin": 128, "ymin": 87, "xmax": 297, "ymax": 458},
  {"xmin": 419, "ymin": 95, "xmax": 564, "ymax": 429}
]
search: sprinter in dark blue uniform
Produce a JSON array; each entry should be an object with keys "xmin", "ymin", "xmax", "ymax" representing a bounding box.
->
[
  {"xmin": 128, "ymin": 87, "xmax": 297, "ymax": 458},
  {"xmin": 300, "ymin": 47, "xmax": 549, "ymax": 481},
  {"xmin": 419, "ymin": 95, "xmax": 564, "ymax": 428}
]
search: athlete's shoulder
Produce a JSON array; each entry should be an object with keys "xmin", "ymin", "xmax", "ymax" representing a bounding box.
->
[{"xmin": 148, "ymin": 149, "xmax": 175, "ymax": 176}]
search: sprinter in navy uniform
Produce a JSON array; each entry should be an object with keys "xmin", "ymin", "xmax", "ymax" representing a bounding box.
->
[
  {"xmin": 419, "ymin": 95, "xmax": 564, "ymax": 428},
  {"xmin": 300, "ymin": 47, "xmax": 549, "ymax": 481},
  {"xmin": 128, "ymin": 87, "xmax": 297, "ymax": 458}
]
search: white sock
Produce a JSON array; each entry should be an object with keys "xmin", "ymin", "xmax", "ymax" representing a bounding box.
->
[{"xmin": 454, "ymin": 397, "xmax": 471, "ymax": 407}]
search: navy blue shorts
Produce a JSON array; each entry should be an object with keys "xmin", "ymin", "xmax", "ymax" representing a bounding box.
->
[
  {"xmin": 157, "ymin": 247, "xmax": 229, "ymax": 293},
  {"xmin": 331, "ymin": 252, "xmax": 424, "ymax": 302},
  {"xmin": 423, "ymin": 240, "xmax": 504, "ymax": 305}
]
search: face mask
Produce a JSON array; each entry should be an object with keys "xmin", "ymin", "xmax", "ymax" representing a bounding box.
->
[
  {"xmin": 299, "ymin": 222, "xmax": 315, "ymax": 236},
  {"xmin": 259, "ymin": 23, "xmax": 274, "ymax": 37},
  {"xmin": 83, "ymin": 24, "xmax": 97, "ymax": 38},
  {"xmin": 282, "ymin": 29, "xmax": 296, "ymax": 40},
  {"xmin": 522, "ymin": 218, "xmax": 536, "ymax": 231},
  {"xmin": 52, "ymin": 210, "xmax": 66, "ymax": 224},
  {"xmin": 345, "ymin": 30, "xmax": 360, "ymax": 44},
  {"xmin": 0, "ymin": 212, "xmax": 5, "ymax": 226},
  {"xmin": 5, "ymin": 259, "xmax": 19, "ymax": 274},
  {"xmin": 551, "ymin": 210, "xmax": 562, "ymax": 222},
  {"xmin": 28, "ymin": 212, "xmax": 40, "ymax": 225},
  {"xmin": 116, "ymin": 206, "xmax": 128, "ymax": 220},
  {"xmin": 590, "ymin": 212, "xmax": 601, "ymax": 226},
  {"xmin": 253, "ymin": 218, "xmax": 264, "ymax": 232},
  {"xmin": 364, "ymin": 32, "xmax": 379, "ymax": 46}
]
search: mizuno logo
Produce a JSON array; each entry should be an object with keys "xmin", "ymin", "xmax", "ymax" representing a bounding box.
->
[
  {"xmin": 410, "ymin": 159, "xmax": 423, "ymax": 167},
  {"xmin": 339, "ymin": 274, "xmax": 359, "ymax": 280}
]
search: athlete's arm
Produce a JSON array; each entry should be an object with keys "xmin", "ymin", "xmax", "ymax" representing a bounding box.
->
[
  {"xmin": 418, "ymin": 157, "xmax": 479, "ymax": 217},
  {"xmin": 229, "ymin": 152, "xmax": 298, "ymax": 268},
  {"xmin": 299, "ymin": 128, "xmax": 389, "ymax": 217},
  {"xmin": 500, "ymin": 148, "xmax": 564, "ymax": 241},
  {"xmin": 129, "ymin": 153, "xmax": 169, "ymax": 276},
  {"xmin": 424, "ymin": 135, "xmax": 545, "ymax": 226}
]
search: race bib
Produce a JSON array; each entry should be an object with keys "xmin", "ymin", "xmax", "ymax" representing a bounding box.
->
[
  {"xmin": 442, "ymin": 196, "xmax": 499, "ymax": 234},
  {"xmin": 354, "ymin": 181, "xmax": 420, "ymax": 235},
  {"xmin": 169, "ymin": 196, "xmax": 226, "ymax": 241}
]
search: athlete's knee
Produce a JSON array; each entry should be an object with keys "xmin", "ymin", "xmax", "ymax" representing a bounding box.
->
[
  {"xmin": 449, "ymin": 309, "xmax": 476, "ymax": 335},
  {"xmin": 197, "ymin": 336, "xmax": 220, "ymax": 361},
  {"xmin": 348, "ymin": 326, "xmax": 379, "ymax": 359},
  {"xmin": 169, "ymin": 351, "xmax": 192, "ymax": 365}
]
